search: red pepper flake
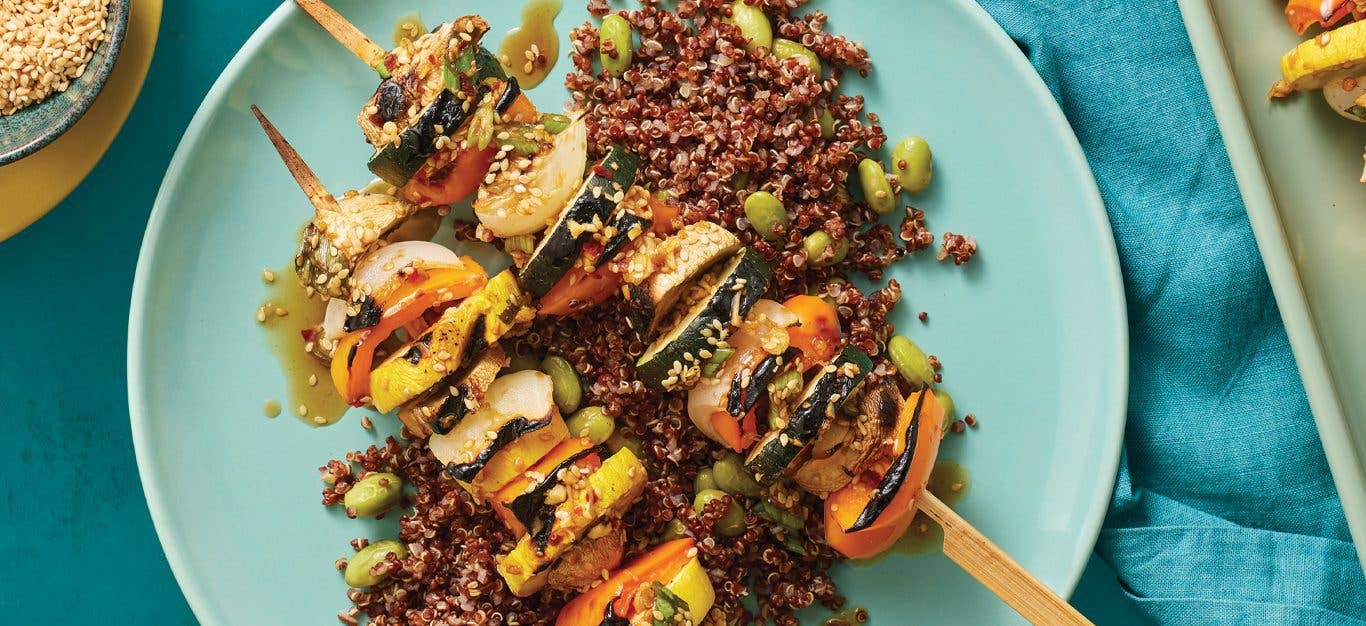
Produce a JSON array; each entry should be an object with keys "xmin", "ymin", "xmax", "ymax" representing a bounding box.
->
[
  {"xmin": 405, "ymin": 268, "xmax": 428, "ymax": 283},
  {"xmin": 582, "ymin": 240, "xmax": 604, "ymax": 259},
  {"xmin": 592, "ymin": 164, "xmax": 613, "ymax": 178},
  {"xmin": 928, "ymin": 355, "xmax": 941, "ymax": 371},
  {"xmin": 918, "ymin": 311, "xmax": 928, "ymax": 322},
  {"xmin": 300, "ymin": 328, "xmax": 318, "ymax": 342},
  {"xmin": 933, "ymin": 373, "xmax": 942, "ymax": 383},
  {"xmin": 384, "ymin": 54, "xmax": 398, "ymax": 71},
  {"xmin": 428, "ymin": 53, "xmax": 438, "ymax": 66},
  {"xmin": 964, "ymin": 413, "xmax": 977, "ymax": 428}
]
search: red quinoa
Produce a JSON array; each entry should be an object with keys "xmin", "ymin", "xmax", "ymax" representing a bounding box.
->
[{"xmin": 318, "ymin": 1, "xmax": 974, "ymax": 623}]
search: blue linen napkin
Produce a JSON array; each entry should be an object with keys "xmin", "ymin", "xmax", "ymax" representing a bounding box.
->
[{"xmin": 972, "ymin": 0, "xmax": 1366, "ymax": 622}]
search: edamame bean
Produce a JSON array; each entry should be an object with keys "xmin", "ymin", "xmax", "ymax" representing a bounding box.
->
[
  {"xmin": 892, "ymin": 136, "xmax": 933, "ymax": 194},
  {"xmin": 343, "ymin": 539, "xmax": 407, "ymax": 588},
  {"xmin": 607, "ymin": 431, "xmax": 644, "ymax": 458},
  {"xmin": 343, "ymin": 472, "xmax": 404, "ymax": 518},
  {"xmin": 934, "ymin": 388, "xmax": 956, "ymax": 435},
  {"xmin": 888, "ymin": 335, "xmax": 934, "ymax": 388},
  {"xmin": 803, "ymin": 230, "xmax": 848, "ymax": 267},
  {"xmin": 730, "ymin": 172, "xmax": 751, "ymax": 192},
  {"xmin": 695, "ymin": 467, "xmax": 719, "ymax": 493},
  {"xmin": 505, "ymin": 352, "xmax": 541, "ymax": 373},
  {"xmin": 599, "ymin": 15, "xmax": 634, "ymax": 77},
  {"xmin": 725, "ymin": 0, "xmax": 772, "ymax": 53},
  {"xmin": 541, "ymin": 355, "xmax": 582, "ymax": 414},
  {"xmin": 567, "ymin": 406, "xmax": 616, "ymax": 445},
  {"xmin": 818, "ymin": 106, "xmax": 836, "ymax": 139},
  {"xmin": 713, "ymin": 453, "xmax": 763, "ymax": 497},
  {"xmin": 694, "ymin": 489, "xmax": 746, "ymax": 537},
  {"xmin": 743, "ymin": 191, "xmax": 787, "ymax": 241},
  {"xmin": 772, "ymin": 38, "xmax": 821, "ymax": 75},
  {"xmin": 858, "ymin": 158, "xmax": 896, "ymax": 215},
  {"xmin": 661, "ymin": 518, "xmax": 690, "ymax": 541}
]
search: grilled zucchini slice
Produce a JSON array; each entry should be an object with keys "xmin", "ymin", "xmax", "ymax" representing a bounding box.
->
[
  {"xmin": 496, "ymin": 447, "xmax": 648, "ymax": 596},
  {"xmin": 635, "ymin": 247, "xmax": 771, "ymax": 390},
  {"xmin": 518, "ymin": 147, "xmax": 639, "ymax": 296},
  {"xmin": 744, "ymin": 346, "xmax": 873, "ymax": 485},
  {"xmin": 368, "ymin": 270, "xmax": 533, "ymax": 412},
  {"xmin": 623, "ymin": 221, "xmax": 741, "ymax": 335}
]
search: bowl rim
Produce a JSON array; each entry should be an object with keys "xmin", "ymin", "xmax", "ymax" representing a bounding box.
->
[{"xmin": 0, "ymin": 0, "xmax": 132, "ymax": 166}]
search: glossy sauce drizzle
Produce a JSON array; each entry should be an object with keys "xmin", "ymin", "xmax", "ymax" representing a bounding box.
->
[
  {"xmin": 260, "ymin": 263, "xmax": 350, "ymax": 426},
  {"xmin": 498, "ymin": 0, "xmax": 562, "ymax": 89},
  {"xmin": 889, "ymin": 460, "xmax": 972, "ymax": 556}
]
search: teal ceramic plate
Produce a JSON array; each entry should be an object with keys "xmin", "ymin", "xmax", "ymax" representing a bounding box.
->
[
  {"xmin": 129, "ymin": 1, "xmax": 1127, "ymax": 623},
  {"xmin": 1179, "ymin": 0, "xmax": 1366, "ymax": 571}
]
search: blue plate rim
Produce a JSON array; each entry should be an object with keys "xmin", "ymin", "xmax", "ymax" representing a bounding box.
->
[
  {"xmin": 0, "ymin": 0, "xmax": 132, "ymax": 166},
  {"xmin": 128, "ymin": 1, "xmax": 1129, "ymax": 622}
]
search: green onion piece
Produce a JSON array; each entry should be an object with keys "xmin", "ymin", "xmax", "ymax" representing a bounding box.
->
[
  {"xmin": 443, "ymin": 63, "xmax": 460, "ymax": 92},
  {"xmin": 504, "ymin": 234, "xmax": 536, "ymax": 254},
  {"xmin": 496, "ymin": 124, "xmax": 541, "ymax": 156},
  {"xmin": 754, "ymin": 500, "xmax": 804, "ymax": 530},
  {"xmin": 452, "ymin": 46, "xmax": 476, "ymax": 74},
  {"xmin": 374, "ymin": 63, "xmax": 391, "ymax": 79},
  {"xmin": 700, "ymin": 348, "xmax": 736, "ymax": 378},
  {"xmin": 467, "ymin": 102, "xmax": 495, "ymax": 150},
  {"xmin": 540, "ymin": 113, "xmax": 572, "ymax": 134}
]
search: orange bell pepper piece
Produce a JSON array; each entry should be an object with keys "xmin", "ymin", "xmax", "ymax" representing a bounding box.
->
[
  {"xmin": 538, "ymin": 266, "xmax": 623, "ymax": 316},
  {"xmin": 709, "ymin": 407, "xmax": 759, "ymax": 453},
  {"xmin": 331, "ymin": 262, "xmax": 488, "ymax": 405},
  {"xmin": 783, "ymin": 295, "xmax": 841, "ymax": 364},
  {"xmin": 401, "ymin": 90, "xmax": 539, "ymax": 206},
  {"xmin": 646, "ymin": 193, "xmax": 681, "ymax": 236},
  {"xmin": 824, "ymin": 388, "xmax": 945, "ymax": 558},
  {"xmin": 556, "ymin": 539, "xmax": 696, "ymax": 626}
]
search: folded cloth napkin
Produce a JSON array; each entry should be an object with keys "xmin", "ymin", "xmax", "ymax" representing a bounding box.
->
[{"xmin": 972, "ymin": 0, "xmax": 1366, "ymax": 622}]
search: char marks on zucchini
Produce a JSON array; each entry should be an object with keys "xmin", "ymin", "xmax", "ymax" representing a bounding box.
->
[
  {"xmin": 519, "ymin": 146, "xmax": 640, "ymax": 296},
  {"xmin": 634, "ymin": 247, "xmax": 773, "ymax": 390}
]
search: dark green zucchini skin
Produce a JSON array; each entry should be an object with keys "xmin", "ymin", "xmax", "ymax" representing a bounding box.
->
[
  {"xmin": 726, "ymin": 347, "xmax": 800, "ymax": 417},
  {"xmin": 784, "ymin": 347, "xmax": 874, "ymax": 443},
  {"xmin": 366, "ymin": 47, "xmax": 510, "ymax": 186},
  {"xmin": 743, "ymin": 347, "xmax": 873, "ymax": 485},
  {"xmin": 507, "ymin": 445, "xmax": 607, "ymax": 531},
  {"xmin": 847, "ymin": 384, "xmax": 928, "ymax": 532},
  {"xmin": 444, "ymin": 416, "xmax": 551, "ymax": 480},
  {"xmin": 634, "ymin": 247, "xmax": 773, "ymax": 389},
  {"xmin": 621, "ymin": 283, "xmax": 655, "ymax": 336},
  {"xmin": 744, "ymin": 430, "xmax": 805, "ymax": 485},
  {"xmin": 593, "ymin": 211, "xmax": 652, "ymax": 269},
  {"xmin": 519, "ymin": 147, "xmax": 640, "ymax": 296}
]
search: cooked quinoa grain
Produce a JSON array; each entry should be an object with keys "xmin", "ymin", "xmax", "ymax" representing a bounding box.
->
[
  {"xmin": 315, "ymin": 1, "xmax": 978, "ymax": 623},
  {"xmin": 0, "ymin": 0, "xmax": 111, "ymax": 116}
]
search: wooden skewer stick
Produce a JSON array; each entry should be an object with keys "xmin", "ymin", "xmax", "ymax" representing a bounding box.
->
[
  {"xmin": 918, "ymin": 491, "xmax": 1094, "ymax": 626},
  {"xmin": 293, "ymin": 0, "xmax": 386, "ymax": 69},
  {"xmin": 250, "ymin": 105, "xmax": 341, "ymax": 216}
]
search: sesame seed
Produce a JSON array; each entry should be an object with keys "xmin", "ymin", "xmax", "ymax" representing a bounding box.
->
[{"xmin": 261, "ymin": 269, "xmax": 276, "ymax": 283}]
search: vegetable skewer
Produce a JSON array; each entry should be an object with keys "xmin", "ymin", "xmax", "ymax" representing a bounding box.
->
[
  {"xmin": 251, "ymin": 104, "xmax": 340, "ymax": 216},
  {"xmin": 293, "ymin": 0, "xmax": 386, "ymax": 70},
  {"xmin": 919, "ymin": 491, "xmax": 1094, "ymax": 626}
]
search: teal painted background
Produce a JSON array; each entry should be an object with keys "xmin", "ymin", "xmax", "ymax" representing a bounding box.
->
[{"xmin": 0, "ymin": 1, "xmax": 1146, "ymax": 623}]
